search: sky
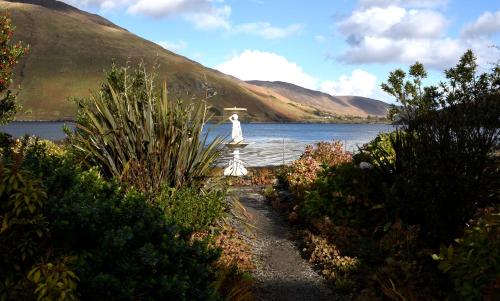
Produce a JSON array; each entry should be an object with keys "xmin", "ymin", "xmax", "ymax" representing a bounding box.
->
[{"xmin": 61, "ymin": 0, "xmax": 500, "ymax": 103}]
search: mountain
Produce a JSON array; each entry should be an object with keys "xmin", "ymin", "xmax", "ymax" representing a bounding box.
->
[
  {"xmin": 246, "ymin": 81, "xmax": 388, "ymax": 118},
  {"xmin": 1, "ymin": 0, "xmax": 388, "ymax": 121}
]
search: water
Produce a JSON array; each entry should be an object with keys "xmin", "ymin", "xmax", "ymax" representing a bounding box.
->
[
  {"xmin": 0, "ymin": 122, "xmax": 392, "ymax": 166},
  {"xmin": 0, "ymin": 121, "xmax": 74, "ymax": 141}
]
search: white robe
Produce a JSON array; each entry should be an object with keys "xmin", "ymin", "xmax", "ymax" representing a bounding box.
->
[{"xmin": 230, "ymin": 114, "xmax": 243, "ymax": 143}]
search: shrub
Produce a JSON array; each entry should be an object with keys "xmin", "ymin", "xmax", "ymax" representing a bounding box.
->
[
  {"xmin": 380, "ymin": 50, "xmax": 499, "ymax": 244},
  {"xmin": 0, "ymin": 162, "xmax": 49, "ymax": 300},
  {"xmin": 0, "ymin": 14, "xmax": 28, "ymax": 124},
  {"xmin": 2, "ymin": 142, "xmax": 223, "ymax": 300},
  {"xmin": 44, "ymin": 167, "xmax": 221, "ymax": 300},
  {"xmin": 286, "ymin": 141, "xmax": 351, "ymax": 193},
  {"xmin": 68, "ymin": 63, "xmax": 224, "ymax": 194},
  {"xmin": 433, "ymin": 206, "xmax": 500, "ymax": 301},
  {"xmin": 302, "ymin": 162, "xmax": 386, "ymax": 229},
  {"xmin": 354, "ymin": 132, "xmax": 396, "ymax": 170},
  {"xmin": 27, "ymin": 258, "xmax": 79, "ymax": 301},
  {"xmin": 158, "ymin": 185, "xmax": 227, "ymax": 234},
  {"xmin": 302, "ymin": 231, "xmax": 360, "ymax": 291}
]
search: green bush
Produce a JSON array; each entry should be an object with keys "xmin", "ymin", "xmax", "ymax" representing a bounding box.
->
[
  {"xmin": 380, "ymin": 50, "xmax": 499, "ymax": 244},
  {"xmin": 2, "ymin": 140, "xmax": 223, "ymax": 300},
  {"xmin": 433, "ymin": 206, "xmax": 500, "ymax": 301},
  {"xmin": 158, "ymin": 186, "xmax": 227, "ymax": 234},
  {"xmin": 354, "ymin": 132, "xmax": 396, "ymax": 171},
  {"xmin": 27, "ymin": 258, "xmax": 79, "ymax": 301},
  {"xmin": 302, "ymin": 162, "xmax": 386, "ymax": 229},
  {"xmin": 45, "ymin": 167, "xmax": 221, "ymax": 300},
  {"xmin": 0, "ymin": 162, "xmax": 49, "ymax": 300}
]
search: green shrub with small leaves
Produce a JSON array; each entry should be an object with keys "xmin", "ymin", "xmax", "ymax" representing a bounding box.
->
[
  {"xmin": 433, "ymin": 206, "xmax": 500, "ymax": 301},
  {"xmin": 302, "ymin": 162, "xmax": 386, "ymax": 228},
  {"xmin": 1, "ymin": 139, "xmax": 223, "ymax": 300},
  {"xmin": 158, "ymin": 185, "xmax": 227, "ymax": 234},
  {"xmin": 0, "ymin": 161, "xmax": 49, "ymax": 300},
  {"xmin": 354, "ymin": 132, "xmax": 397, "ymax": 169},
  {"xmin": 27, "ymin": 258, "xmax": 79, "ymax": 301},
  {"xmin": 44, "ymin": 166, "xmax": 221, "ymax": 300}
]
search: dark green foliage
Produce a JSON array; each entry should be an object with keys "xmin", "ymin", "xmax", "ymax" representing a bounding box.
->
[
  {"xmin": 0, "ymin": 132, "xmax": 12, "ymax": 148},
  {"xmin": 380, "ymin": 50, "xmax": 500, "ymax": 244},
  {"xmin": 433, "ymin": 206, "xmax": 500, "ymax": 300},
  {"xmin": 354, "ymin": 132, "xmax": 396, "ymax": 171},
  {"xmin": 44, "ymin": 166, "xmax": 221, "ymax": 300},
  {"xmin": 158, "ymin": 186, "xmax": 227, "ymax": 234},
  {"xmin": 302, "ymin": 163, "xmax": 386, "ymax": 228},
  {"xmin": 1, "ymin": 139, "xmax": 222, "ymax": 300},
  {"xmin": 0, "ymin": 162, "xmax": 47, "ymax": 300},
  {"xmin": 26, "ymin": 258, "xmax": 79, "ymax": 301}
]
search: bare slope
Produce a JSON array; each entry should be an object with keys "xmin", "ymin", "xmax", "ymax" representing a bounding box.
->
[
  {"xmin": 2, "ymin": 0, "xmax": 315, "ymax": 121},
  {"xmin": 247, "ymin": 80, "xmax": 388, "ymax": 117},
  {"xmin": 2, "ymin": 0, "xmax": 386, "ymax": 121}
]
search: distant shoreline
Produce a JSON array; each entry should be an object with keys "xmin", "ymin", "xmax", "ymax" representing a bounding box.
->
[{"xmin": 10, "ymin": 119, "xmax": 390, "ymax": 125}]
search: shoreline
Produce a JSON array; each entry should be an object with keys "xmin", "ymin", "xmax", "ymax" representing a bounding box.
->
[{"xmin": 7, "ymin": 119, "xmax": 390, "ymax": 125}]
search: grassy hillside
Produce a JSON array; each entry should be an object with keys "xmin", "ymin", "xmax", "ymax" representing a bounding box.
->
[
  {"xmin": 1, "ymin": 0, "xmax": 387, "ymax": 121},
  {"xmin": 247, "ymin": 80, "xmax": 388, "ymax": 118}
]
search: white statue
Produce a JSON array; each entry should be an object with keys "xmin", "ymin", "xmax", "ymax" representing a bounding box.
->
[
  {"xmin": 224, "ymin": 111, "xmax": 248, "ymax": 176},
  {"xmin": 229, "ymin": 114, "xmax": 243, "ymax": 143}
]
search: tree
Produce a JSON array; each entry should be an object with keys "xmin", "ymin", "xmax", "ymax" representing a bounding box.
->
[
  {"xmin": 0, "ymin": 14, "xmax": 28, "ymax": 125},
  {"xmin": 380, "ymin": 50, "xmax": 499, "ymax": 244}
]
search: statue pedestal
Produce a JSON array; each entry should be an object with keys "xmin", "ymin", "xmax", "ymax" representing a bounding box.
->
[{"xmin": 224, "ymin": 142, "xmax": 249, "ymax": 176}]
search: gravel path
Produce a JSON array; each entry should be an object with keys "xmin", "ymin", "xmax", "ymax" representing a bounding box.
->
[{"xmin": 232, "ymin": 186, "xmax": 338, "ymax": 301}]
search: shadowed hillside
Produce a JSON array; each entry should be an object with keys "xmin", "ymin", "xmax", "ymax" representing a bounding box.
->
[{"xmin": 2, "ymin": 0, "xmax": 387, "ymax": 121}]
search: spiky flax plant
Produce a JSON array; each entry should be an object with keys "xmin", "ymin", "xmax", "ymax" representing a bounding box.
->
[{"xmin": 69, "ymin": 63, "xmax": 224, "ymax": 194}]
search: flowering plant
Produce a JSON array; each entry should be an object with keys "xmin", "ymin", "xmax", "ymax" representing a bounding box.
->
[
  {"xmin": 286, "ymin": 141, "xmax": 352, "ymax": 193},
  {"xmin": 0, "ymin": 14, "xmax": 28, "ymax": 124}
]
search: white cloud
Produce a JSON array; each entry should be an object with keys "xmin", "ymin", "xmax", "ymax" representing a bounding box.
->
[
  {"xmin": 461, "ymin": 11, "xmax": 500, "ymax": 38},
  {"xmin": 387, "ymin": 9, "xmax": 448, "ymax": 39},
  {"xmin": 215, "ymin": 50, "xmax": 318, "ymax": 89},
  {"xmin": 339, "ymin": 6, "xmax": 447, "ymax": 41},
  {"xmin": 232, "ymin": 23, "xmax": 302, "ymax": 39},
  {"xmin": 315, "ymin": 35, "xmax": 326, "ymax": 43},
  {"xmin": 60, "ymin": 0, "xmax": 132, "ymax": 10},
  {"xmin": 156, "ymin": 40, "xmax": 188, "ymax": 52},
  {"xmin": 127, "ymin": 0, "xmax": 210, "ymax": 17},
  {"xmin": 127, "ymin": 0, "xmax": 231, "ymax": 30},
  {"xmin": 215, "ymin": 50, "xmax": 382, "ymax": 98},
  {"xmin": 359, "ymin": 0, "xmax": 448, "ymax": 9},
  {"xmin": 320, "ymin": 69, "xmax": 377, "ymax": 97},
  {"xmin": 184, "ymin": 5, "xmax": 231, "ymax": 30},
  {"xmin": 62, "ymin": 0, "xmax": 231, "ymax": 30},
  {"xmin": 337, "ymin": 1, "xmax": 497, "ymax": 69},
  {"xmin": 339, "ymin": 36, "xmax": 465, "ymax": 68},
  {"xmin": 339, "ymin": 6, "xmax": 407, "ymax": 38},
  {"xmin": 62, "ymin": 0, "xmax": 301, "ymax": 38}
]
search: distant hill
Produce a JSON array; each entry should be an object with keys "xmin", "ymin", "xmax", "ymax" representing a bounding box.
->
[
  {"xmin": 1, "ymin": 0, "xmax": 388, "ymax": 121},
  {"xmin": 247, "ymin": 81, "xmax": 388, "ymax": 118}
]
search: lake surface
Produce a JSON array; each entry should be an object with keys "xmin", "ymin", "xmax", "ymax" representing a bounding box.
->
[{"xmin": 0, "ymin": 122, "xmax": 392, "ymax": 166}]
